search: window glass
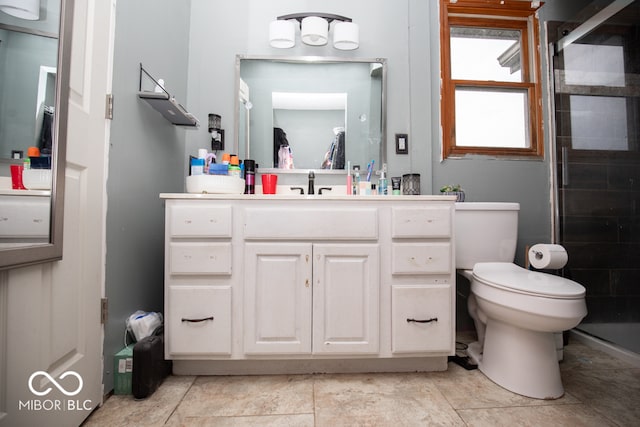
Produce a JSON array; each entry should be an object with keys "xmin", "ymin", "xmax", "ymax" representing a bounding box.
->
[
  {"xmin": 450, "ymin": 27, "xmax": 522, "ymax": 82},
  {"xmin": 440, "ymin": 0, "xmax": 542, "ymax": 158},
  {"xmin": 455, "ymin": 88, "xmax": 529, "ymax": 148}
]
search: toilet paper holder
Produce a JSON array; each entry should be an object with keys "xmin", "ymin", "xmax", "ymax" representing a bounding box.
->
[
  {"xmin": 532, "ymin": 250, "xmax": 544, "ymax": 260},
  {"xmin": 527, "ymin": 244, "xmax": 568, "ymax": 270}
]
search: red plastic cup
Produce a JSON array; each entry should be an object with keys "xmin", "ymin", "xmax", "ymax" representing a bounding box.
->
[
  {"xmin": 10, "ymin": 164, "xmax": 26, "ymax": 190},
  {"xmin": 261, "ymin": 174, "xmax": 278, "ymax": 194}
]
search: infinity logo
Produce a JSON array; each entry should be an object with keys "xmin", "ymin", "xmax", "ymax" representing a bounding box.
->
[{"xmin": 28, "ymin": 371, "xmax": 83, "ymax": 397}]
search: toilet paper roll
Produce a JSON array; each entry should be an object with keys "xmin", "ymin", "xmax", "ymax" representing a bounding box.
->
[{"xmin": 529, "ymin": 244, "xmax": 568, "ymax": 270}]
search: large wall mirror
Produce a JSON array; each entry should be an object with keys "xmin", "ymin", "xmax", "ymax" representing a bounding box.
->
[
  {"xmin": 235, "ymin": 56, "xmax": 387, "ymax": 173},
  {"xmin": 0, "ymin": 0, "xmax": 74, "ymax": 269}
]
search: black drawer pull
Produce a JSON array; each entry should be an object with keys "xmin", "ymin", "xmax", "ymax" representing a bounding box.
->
[
  {"xmin": 181, "ymin": 316, "xmax": 214, "ymax": 323},
  {"xmin": 406, "ymin": 317, "xmax": 438, "ymax": 323}
]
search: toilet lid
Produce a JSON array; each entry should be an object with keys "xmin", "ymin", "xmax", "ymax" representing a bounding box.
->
[{"xmin": 472, "ymin": 262, "xmax": 586, "ymax": 298}]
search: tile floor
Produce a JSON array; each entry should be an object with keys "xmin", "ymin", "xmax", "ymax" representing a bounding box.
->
[{"xmin": 83, "ymin": 337, "xmax": 640, "ymax": 426}]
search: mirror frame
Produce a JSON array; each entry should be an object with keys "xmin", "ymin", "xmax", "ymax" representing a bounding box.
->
[
  {"xmin": 0, "ymin": 0, "xmax": 74, "ymax": 270},
  {"xmin": 234, "ymin": 55, "xmax": 387, "ymax": 174}
]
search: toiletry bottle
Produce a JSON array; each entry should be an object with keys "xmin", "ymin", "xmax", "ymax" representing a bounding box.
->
[
  {"xmin": 244, "ymin": 159, "xmax": 255, "ymax": 194},
  {"xmin": 346, "ymin": 161, "xmax": 352, "ymax": 195},
  {"xmin": 190, "ymin": 157, "xmax": 205, "ymax": 175},
  {"xmin": 228, "ymin": 156, "xmax": 241, "ymax": 177},
  {"xmin": 378, "ymin": 164, "xmax": 388, "ymax": 195},
  {"xmin": 391, "ymin": 176, "xmax": 402, "ymax": 195},
  {"xmin": 353, "ymin": 165, "xmax": 361, "ymax": 195}
]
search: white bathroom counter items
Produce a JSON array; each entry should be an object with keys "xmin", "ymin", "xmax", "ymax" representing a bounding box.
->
[{"xmin": 160, "ymin": 194, "xmax": 456, "ymax": 375}]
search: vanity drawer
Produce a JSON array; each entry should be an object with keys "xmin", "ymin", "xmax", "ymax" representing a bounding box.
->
[
  {"xmin": 392, "ymin": 206, "xmax": 452, "ymax": 238},
  {"xmin": 243, "ymin": 208, "xmax": 378, "ymax": 240},
  {"xmin": 168, "ymin": 203, "xmax": 232, "ymax": 237},
  {"xmin": 391, "ymin": 285, "xmax": 452, "ymax": 353},
  {"xmin": 169, "ymin": 242, "xmax": 232, "ymax": 275},
  {"xmin": 167, "ymin": 286, "xmax": 231, "ymax": 356},
  {"xmin": 0, "ymin": 195, "xmax": 50, "ymax": 238},
  {"xmin": 391, "ymin": 243, "xmax": 451, "ymax": 275}
]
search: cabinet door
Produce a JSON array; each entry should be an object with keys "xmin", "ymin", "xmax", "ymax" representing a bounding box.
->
[
  {"xmin": 391, "ymin": 285, "xmax": 453, "ymax": 354},
  {"xmin": 244, "ymin": 243, "xmax": 313, "ymax": 354},
  {"xmin": 313, "ymin": 244, "xmax": 380, "ymax": 354},
  {"xmin": 167, "ymin": 286, "xmax": 232, "ymax": 357}
]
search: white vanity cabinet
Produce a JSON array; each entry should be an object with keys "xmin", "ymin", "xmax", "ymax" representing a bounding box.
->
[
  {"xmin": 164, "ymin": 201, "xmax": 235, "ymax": 358},
  {"xmin": 389, "ymin": 206, "xmax": 454, "ymax": 354},
  {"xmin": 242, "ymin": 205, "xmax": 380, "ymax": 356},
  {"xmin": 243, "ymin": 242, "xmax": 379, "ymax": 356},
  {"xmin": 161, "ymin": 194, "xmax": 455, "ymax": 373}
]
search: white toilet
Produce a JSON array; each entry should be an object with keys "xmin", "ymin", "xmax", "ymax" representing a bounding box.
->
[{"xmin": 456, "ymin": 202, "xmax": 587, "ymax": 400}]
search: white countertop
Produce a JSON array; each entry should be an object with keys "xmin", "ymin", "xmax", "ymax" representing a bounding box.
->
[
  {"xmin": 0, "ymin": 189, "xmax": 51, "ymax": 197},
  {"xmin": 160, "ymin": 193, "xmax": 456, "ymax": 201}
]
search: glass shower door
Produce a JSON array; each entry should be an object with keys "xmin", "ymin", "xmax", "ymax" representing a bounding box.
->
[{"xmin": 550, "ymin": 0, "xmax": 640, "ymax": 353}]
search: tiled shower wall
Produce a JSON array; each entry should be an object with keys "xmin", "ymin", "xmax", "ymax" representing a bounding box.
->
[
  {"xmin": 557, "ymin": 149, "xmax": 640, "ymax": 322},
  {"xmin": 551, "ymin": 5, "xmax": 640, "ymax": 323}
]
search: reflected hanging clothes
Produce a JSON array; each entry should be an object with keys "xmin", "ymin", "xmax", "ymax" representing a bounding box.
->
[
  {"xmin": 39, "ymin": 106, "xmax": 54, "ymax": 155},
  {"xmin": 274, "ymin": 127, "xmax": 294, "ymax": 169},
  {"xmin": 321, "ymin": 128, "xmax": 345, "ymax": 169}
]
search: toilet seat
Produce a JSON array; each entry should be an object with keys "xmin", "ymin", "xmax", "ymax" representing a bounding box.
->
[{"xmin": 472, "ymin": 262, "xmax": 585, "ymax": 299}]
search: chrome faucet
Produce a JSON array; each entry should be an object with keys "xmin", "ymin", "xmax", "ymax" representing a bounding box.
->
[{"xmin": 308, "ymin": 171, "xmax": 315, "ymax": 195}]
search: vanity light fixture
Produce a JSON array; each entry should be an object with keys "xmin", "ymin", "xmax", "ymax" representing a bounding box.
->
[
  {"xmin": 0, "ymin": 0, "xmax": 40, "ymax": 20},
  {"xmin": 269, "ymin": 13, "xmax": 359, "ymax": 50},
  {"xmin": 269, "ymin": 19, "xmax": 296, "ymax": 48}
]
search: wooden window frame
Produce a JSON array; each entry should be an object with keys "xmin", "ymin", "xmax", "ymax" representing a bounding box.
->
[{"xmin": 440, "ymin": 0, "xmax": 544, "ymax": 159}]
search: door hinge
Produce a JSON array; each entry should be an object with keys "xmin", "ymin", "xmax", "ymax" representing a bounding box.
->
[
  {"xmin": 105, "ymin": 94, "xmax": 113, "ymax": 119},
  {"xmin": 101, "ymin": 298, "xmax": 108, "ymax": 324}
]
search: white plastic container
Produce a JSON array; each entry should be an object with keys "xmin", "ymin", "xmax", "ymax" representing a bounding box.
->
[
  {"xmin": 185, "ymin": 175, "xmax": 245, "ymax": 194},
  {"xmin": 22, "ymin": 169, "xmax": 52, "ymax": 190}
]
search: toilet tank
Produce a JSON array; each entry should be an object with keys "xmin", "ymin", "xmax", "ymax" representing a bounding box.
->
[{"xmin": 455, "ymin": 202, "xmax": 520, "ymax": 269}]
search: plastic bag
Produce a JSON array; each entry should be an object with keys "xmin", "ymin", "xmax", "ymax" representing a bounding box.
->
[{"xmin": 126, "ymin": 310, "xmax": 163, "ymax": 342}]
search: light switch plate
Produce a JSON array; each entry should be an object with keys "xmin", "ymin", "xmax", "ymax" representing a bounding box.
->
[{"xmin": 396, "ymin": 133, "xmax": 408, "ymax": 154}]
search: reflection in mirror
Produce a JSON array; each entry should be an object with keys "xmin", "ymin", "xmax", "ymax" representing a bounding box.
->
[
  {"xmin": 0, "ymin": 30, "xmax": 58, "ymax": 159},
  {"xmin": 273, "ymin": 92, "xmax": 346, "ymax": 169},
  {"xmin": 0, "ymin": 0, "xmax": 73, "ymax": 269},
  {"xmin": 236, "ymin": 56, "xmax": 386, "ymax": 173}
]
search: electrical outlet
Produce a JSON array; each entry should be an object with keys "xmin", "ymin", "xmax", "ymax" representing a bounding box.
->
[
  {"xmin": 396, "ymin": 133, "xmax": 408, "ymax": 154},
  {"xmin": 211, "ymin": 129, "xmax": 225, "ymax": 151}
]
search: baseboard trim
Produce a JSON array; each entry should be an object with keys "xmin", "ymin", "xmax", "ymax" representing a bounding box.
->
[
  {"xmin": 570, "ymin": 329, "xmax": 640, "ymax": 368},
  {"xmin": 172, "ymin": 357, "xmax": 449, "ymax": 376}
]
